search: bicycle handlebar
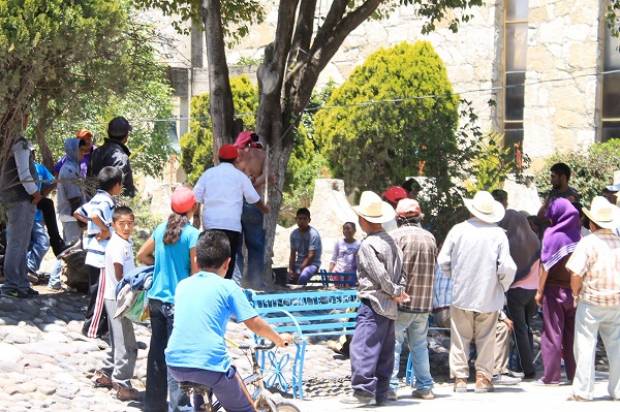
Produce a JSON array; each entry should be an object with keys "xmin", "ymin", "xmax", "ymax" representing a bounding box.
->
[{"xmin": 237, "ymin": 342, "xmax": 276, "ymax": 351}]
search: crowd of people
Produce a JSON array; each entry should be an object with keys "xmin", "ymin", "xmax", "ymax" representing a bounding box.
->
[{"xmin": 0, "ymin": 110, "xmax": 619, "ymax": 411}]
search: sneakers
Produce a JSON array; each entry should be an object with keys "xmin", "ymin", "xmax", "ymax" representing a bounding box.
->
[
  {"xmin": 412, "ymin": 389, "xmax": 435, "ymax": 400},
  {"xmin": 386, "ymin": 389, "xmax": 398, "ymax": 401},
  {"xmin": 533, "ymin": 378, "xmax": 560, "ymax": 386},
  {"xmin": 454, "ymin": 378, "xmax": 468, "ymax": 393},
  {"xmin": 0, "ymin": 287, "xmax": 39, "ymax": 299},
  {"xmin": 475, "ymin": 372, "xmax": 494, "ymax": 393},
  {"xmin": 340, "ymin": 391, "xmax": 374, "ymax": 406},
  {"xmin": 492, "ymin": 374, "xmax": 522, "ymax": 385},
  {"xmin": 48, "ymin": 282, "xmax": 62, "ymax": 291}
]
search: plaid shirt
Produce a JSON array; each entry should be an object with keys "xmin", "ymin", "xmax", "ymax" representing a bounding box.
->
[
  {"xmin": 566, "ymin": 229, "xmax": 620, "ymax": 307},
  {"xmin": 432, "ymin": 265, "xmax": 453, "ymax": 310},
  {"xmin": 391, "ymin": 224, "xmax": 437, "ymax": 313}
]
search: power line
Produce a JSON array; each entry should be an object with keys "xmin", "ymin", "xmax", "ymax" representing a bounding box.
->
[{"xmin": 69, "ymin": 66, "xmax": 619, "ymax": 125}]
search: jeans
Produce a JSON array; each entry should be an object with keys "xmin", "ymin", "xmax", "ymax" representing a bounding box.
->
[
  {"xmin": 1, "ymin": 200, "xmax": 35, "ymax": 292},
  {"xmin": 572, "ymin": 302, "xmax": 620, "ymax": 400},
  {"xmin": 297, "ymin": 264, "xmax": 319, "ymax": 285},
  {"xmin": 146, "ymin": 299, "xmax": 186, "ymax": 412},
  {"xmin": 233, "ymin": 203, "xmax": 266, "ymax": 289},
  {"xmin": 506, "ymin": 288, "xmax": 537, "ymax": 376},
  {"xmin": 47, "ymin": 261, "xmax": 63, "ymax": 288},
  {"xmin": 169, "ymin": 366, "xmax": 255, "ymax": 412},
  {"xmin": 26, "ymin": 220, "xmax": 50, "ymax": 273},
  {"xmin": 219, "ymin": 230, "xmax": 240, "ymax": 280},
  {"xmin": 350, "ymin": 301, "xmax": 395, "ymax": 401},
  {"xmin": 390, "ymin": 312, "xmax": 433, "ymax": 391}
]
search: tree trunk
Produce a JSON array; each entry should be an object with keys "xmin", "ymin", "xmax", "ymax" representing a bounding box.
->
[
  {"xmin": 202, "ymin": 0, "xmax": 235, "ymax": 160},
  {"xmin": 33, "ymin": 97, "xmax": 55, "ymax": 170}
]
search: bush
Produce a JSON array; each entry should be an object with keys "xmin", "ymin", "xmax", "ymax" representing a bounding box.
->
[
  {"xmin": 535, "ymin": 139, "xmax": 620, "ymax": 205},
  {"xmin": 180, "ymin": 75, "xmax": 258, "ymax": 184},
  {"xmin": 314, "ymin": 41, "xmax": 486, "ymax": 241}
]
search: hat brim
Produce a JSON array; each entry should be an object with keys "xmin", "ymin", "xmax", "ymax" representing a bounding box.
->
[
  {"xmin": 463, "ymin": 198, "xmax": 505, "ymax": 224},
  {"xmin": 582, "ymin": 207, "xmax": 620, "ymax": 229},
  {"xmin": 353, "ymin": 201, "xmax": 396, "ymax": 224}
]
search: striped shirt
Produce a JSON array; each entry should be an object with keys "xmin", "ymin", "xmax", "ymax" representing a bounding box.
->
[
  {"xmin": 565, "ymin": 229, "xmax": 620, "ymax": 307},
  {"xmin": 391, "ymin": 224, "xmax": 437, "ymax": 313},
  {"xmin": 357, "ymin": 231, "xmax": 405, "ymax": 320},
  {"xmin": 77, "ymin": 190, "xmax": 115, "ymax": 268}
]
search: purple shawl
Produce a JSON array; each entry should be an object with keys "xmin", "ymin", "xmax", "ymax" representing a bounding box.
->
[{"xmin": 541, "ymin": 198, "xmax": 581, "ymax": 271}]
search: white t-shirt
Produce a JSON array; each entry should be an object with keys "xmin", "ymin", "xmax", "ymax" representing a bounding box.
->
[
  {"xmin": 193, "ymin": 162, "xmax": 261, "ymax": 232},
  {"xmin": 104, "ymin": 233, "xmax": 136, "ymax": 300}
]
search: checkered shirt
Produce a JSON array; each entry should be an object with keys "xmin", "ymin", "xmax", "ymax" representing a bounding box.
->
[{"xmin": 391, "ymin": 224, "xmax": 437, "ymax": 313}]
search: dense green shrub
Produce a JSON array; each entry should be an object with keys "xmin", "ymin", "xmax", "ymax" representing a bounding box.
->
[
  {"xmin": 535, "ymin": 139, "xmax": 620, "ymax": 205},
  {"xmin": 180, "ymin": 75, "xmax": 258, "ymax": 184}
]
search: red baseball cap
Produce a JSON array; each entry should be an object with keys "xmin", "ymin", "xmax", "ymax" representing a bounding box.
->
[
  {"xmin": 218, "ymin": 144, "xmax": 238, "ymax": 160},
  {"xmin": 382, "ymin": 186, "xmax": 408, "ymax": 207},
  {"xmin": 171, "ymin": 186, "xmax": 196, "ymax": 214}
]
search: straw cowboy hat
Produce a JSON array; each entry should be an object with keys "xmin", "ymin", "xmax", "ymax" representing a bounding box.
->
[
  {"xmin": 353, "ymin": 191, "xmax": 396, "ymax": 224},
  {"xmin": 606, "ymin": 170, "xmax": 620, "ymax": 192},
  {"xmin": 463, "ymin": 191, "xmax": 506, "ymax": 224},
  {"xmin": 582, "ymin": 196, "xmax": 620, "ymax": 229}
]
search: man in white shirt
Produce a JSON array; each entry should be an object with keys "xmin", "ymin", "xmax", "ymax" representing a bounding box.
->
[
  {"xmin": 438, "ymin": 191, "xmax": 516, "ymax": 394},
  {"xmin": 193, "ymin": 144, "xmax": 269, "ymax": 279}
]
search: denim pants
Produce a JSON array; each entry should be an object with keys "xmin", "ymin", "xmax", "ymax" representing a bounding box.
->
[
  {"xmin": 572, "ymin": 302, "xmax": 620, "ymax": 400},
  {"xmin": 26, "ymin": 220, "xmax": 50, "ymax": 273},
  {"xmin": 350, "ymin": 301, "xmax": 395, "ymax": 401},
  {"xmin": 146, "ymin": 299, "xmax": 186, "ymax": 412},
  {"xmin": 390, "ymin": 312, "xmax": 433, "ymax": 391},
  {"xmin": 169, "ymin": 366, "xmax": 255, "ymax": 412},
  {"xmin": 233, "ymin": 202, "xmax": 266, "ymax": 289},
  {"xmin": 1, "ymin": 200, "xmax": 35, "ymax": 292}
]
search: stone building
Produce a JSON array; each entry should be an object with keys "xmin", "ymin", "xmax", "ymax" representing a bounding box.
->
[{"xmin": 145, "ymin": 0, "xmax": 618, "ymax": 167}]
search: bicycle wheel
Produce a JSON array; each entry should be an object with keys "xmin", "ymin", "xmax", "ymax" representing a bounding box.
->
[
  {"xmin": 275, "ymin": 401, "xmax": 301, "ymax": 412},
  {"xmin": 254, "ymin": 396, "xmax": 278, "ymax": 412}
]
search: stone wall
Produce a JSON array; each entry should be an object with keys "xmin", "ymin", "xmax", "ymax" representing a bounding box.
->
[{"xmin": 523, "ymin": 0, "xmax": 604, "ymax": 164}]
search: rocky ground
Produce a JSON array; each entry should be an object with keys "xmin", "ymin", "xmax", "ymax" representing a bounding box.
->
[{"xmin": 0, "ymin": 287, "xmax": 611, "ymax": 412}]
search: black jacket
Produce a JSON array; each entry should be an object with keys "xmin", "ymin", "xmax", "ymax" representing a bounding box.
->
[{"xmin": 90, "ymin": 139, "xmax": 136, "ymax": 198}]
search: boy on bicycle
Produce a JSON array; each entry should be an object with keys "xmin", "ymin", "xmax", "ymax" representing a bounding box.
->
[{"xmin": 165, "ymin": 230, "xmax": 291, "ymax": 412}]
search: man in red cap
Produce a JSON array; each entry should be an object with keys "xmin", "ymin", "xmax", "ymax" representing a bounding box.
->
[
  {"xmin": 233, "ymin": 131, "xmax": 269, "ymax": 289},
  {"xmin": 193, "ymin": 144, "xmax": 270, "ymax": 279}
]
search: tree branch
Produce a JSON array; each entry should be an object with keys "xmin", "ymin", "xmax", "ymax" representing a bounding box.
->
[
  {"xmin": 310, "ymin": 0, "xmax": 347, "ymax": 52},
  {"xmin": 290, "ymin": 0, "xmax": 317, "ymax": 59}
]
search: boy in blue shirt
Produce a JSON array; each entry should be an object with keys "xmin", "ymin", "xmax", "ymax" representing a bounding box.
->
[{"xmin": 166, "ymin": 230, "xmax": 291, "ymax": 412}]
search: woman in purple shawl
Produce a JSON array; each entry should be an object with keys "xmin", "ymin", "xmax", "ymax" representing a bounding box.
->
[{"xmin": 535, "ymin": 198, "xmax": 580, "ymax": 384}]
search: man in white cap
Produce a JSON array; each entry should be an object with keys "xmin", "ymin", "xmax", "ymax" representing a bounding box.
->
[
  {"xmin": 344, "ymin": 191, "xmax": 409, "ymax": 406},
  {"xmin": 438, "ymin": 191, "xmax": 516, "ymax": 393},
  {"xmin": 388, "ymin": 198, "xmax": 437, "ymax": 400},
  {"xmin": 566, "ymin": 196, "xmax": 620, "ymax": 401}
]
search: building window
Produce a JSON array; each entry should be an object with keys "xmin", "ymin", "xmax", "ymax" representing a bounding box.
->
[
  {"xmin": 503, "ymin": 0, "xmax": 528, "ymax": 149},
  {"xmin": 602, "ymin": 24, "xmax": 620, "ymax": 141}
]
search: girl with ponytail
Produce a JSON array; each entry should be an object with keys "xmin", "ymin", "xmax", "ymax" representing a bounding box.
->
[{"xmin": 137, "ymin": 186, "xmax": 200, "ymax": 411}]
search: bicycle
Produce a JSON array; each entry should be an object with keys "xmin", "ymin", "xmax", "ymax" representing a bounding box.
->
[{"xmin": 179, "ymin": 339, "xmax": 301, "ymax": 412}]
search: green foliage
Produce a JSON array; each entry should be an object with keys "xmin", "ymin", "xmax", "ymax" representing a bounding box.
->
[
  {"xmin": 1, "ymin": 0, "xmax": 128, "ymax": 143},
  {"xmin": 132, "ymin": 0, "xmax": 264, "ymax": 42},
  {"xmin": 316, "ymin": 41, "xmax": 460, "ymax": 192},
  {"xmin": 466, "ymin": 132, "xmax": 528, "ymax": 193},
  {"xmin": 535, "ymin": 139, "xmax": 620, "ymax": 205},
  {"xmin": 315, "ymin": 41, "xmax": 485, "ymax": 241},
  {"xmin": 180, "ymin": 75, "xmax": 258, "ymax": 184}
]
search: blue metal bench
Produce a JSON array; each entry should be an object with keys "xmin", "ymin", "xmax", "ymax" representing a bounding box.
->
[
  {"xmin": 304, "ymin": 270, "xmax": 356, "ymax": 288},
  {"xmin": 245, "ymin": 289, "xmax": 360, "ymax": 399}
]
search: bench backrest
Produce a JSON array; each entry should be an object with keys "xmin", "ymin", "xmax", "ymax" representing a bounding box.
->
[{"xmin": 246, "ymin": 289, "xmax": 360, "ymax": 337}]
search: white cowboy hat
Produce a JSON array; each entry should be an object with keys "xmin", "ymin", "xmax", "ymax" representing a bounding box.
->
[
  {"xmin": 606, "ymin": 170, "xmax": 620, "ymax": 192},
  {"xmin": 353, "ymin": 191, "xmax": 396, "ymax": 224},
  {"xmin": 463, "ymin": 191, "xmax": 506, "ymax": 224},
  {"xmin": 582, "ymin": 196, "xmax": 620, "ymax": 229}
]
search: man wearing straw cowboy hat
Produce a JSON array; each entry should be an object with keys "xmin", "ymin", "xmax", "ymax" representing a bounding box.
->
[
  {"xmin": 566, "ymin": 196, "xmax": 620, "ymax": 401},
  {"xmin": 438, "ymin": 191, "xmax": 516, "ymax": 393},
  {"xmin": 343, "ymin": 191, "xmax": 409, "ymax": 406}
]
